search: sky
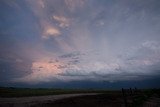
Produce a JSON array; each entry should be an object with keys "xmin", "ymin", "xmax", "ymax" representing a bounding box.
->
[{"xmin": 0, "ymin": 0, "xmax": 160, "ymax": 89}]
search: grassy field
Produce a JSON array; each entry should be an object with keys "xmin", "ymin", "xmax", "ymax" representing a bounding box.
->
[
  {"xmin": 0, "ymin": 87, "xmax": 160, "ymax": 98},
  {"xmin": 0, "ymin": 87, "xmax": 118, "ymax": 97},
  {"xmin": 0, "ymin": 87, "xmax": 160, "ymax": 107}
]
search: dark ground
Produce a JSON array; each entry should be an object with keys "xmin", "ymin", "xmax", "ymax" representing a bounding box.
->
[
  {"xmin": 34, "ymin": 94, "xmax": 124, "ymax": 107},
  {"xmin": 31, "ymin": 89, "xmax": 160, "ymax": 107},
  {"xmin": 0, "ymin": 88, "xmax": 160, "ymax": 107}
]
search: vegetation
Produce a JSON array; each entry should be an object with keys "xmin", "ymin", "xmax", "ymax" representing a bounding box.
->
[
  {"xmin": 0, "ymin": 87, "xmax": 118, "ymax": 97},
  {"xmin": 1, "ymin": 87, "xmax": 160, "ymax": 107}
]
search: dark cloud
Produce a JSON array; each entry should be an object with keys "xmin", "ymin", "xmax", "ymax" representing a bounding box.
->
[
  {"xmin": 59, "ymin": 52, "xmax": 82, "ymax": 59},
  {"xmin": 57, "ymin": 65, "xmax": 68, "ymax": 69},
  {"xmin": 68, "ymin": 60, "xmax": 80, "ymax": 64}
]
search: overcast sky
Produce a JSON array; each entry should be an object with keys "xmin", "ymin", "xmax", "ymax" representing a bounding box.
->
[{"xmin": 0, "ymin": 0, "xmax": 160, "ymax": 88}]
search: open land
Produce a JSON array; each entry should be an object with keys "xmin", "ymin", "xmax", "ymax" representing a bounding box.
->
[{"xmin": 0, "ymin": 87, "xmax": 160, "ymax": 107}]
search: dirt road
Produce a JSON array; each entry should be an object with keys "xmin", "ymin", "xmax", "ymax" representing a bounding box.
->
[{"xmin": 0, "ymin": 93, "xmax": 99, "ymax": 107}]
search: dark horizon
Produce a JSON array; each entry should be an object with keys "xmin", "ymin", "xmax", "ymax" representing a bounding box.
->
[{"xmin": 1, "ymin": 77, "xmax": 160, "ymax": 89}]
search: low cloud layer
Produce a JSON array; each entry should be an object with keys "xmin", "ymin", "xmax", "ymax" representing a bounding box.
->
[{"xmin": 13, "ymin": 40, "xmax": 160, "ymax": 84}]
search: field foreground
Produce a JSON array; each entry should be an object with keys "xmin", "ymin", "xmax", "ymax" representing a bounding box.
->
[
  {"xmin": 0, "ymin": 88, "xmax": 160, "ymax": 107},
  {"xmin": 0, "ymin": 93, "xmax": 99, "ymax": 107}
]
